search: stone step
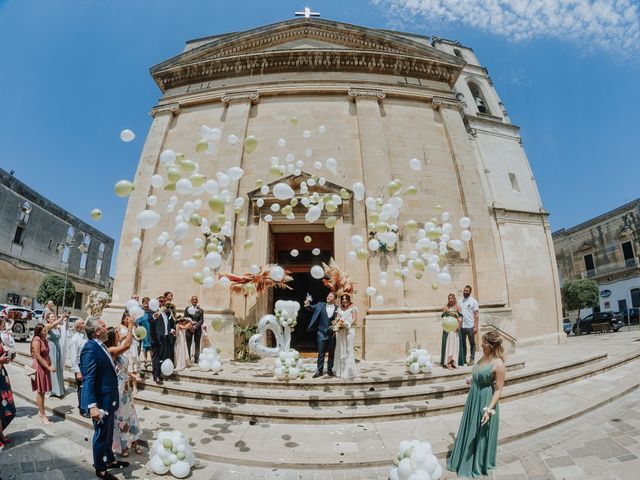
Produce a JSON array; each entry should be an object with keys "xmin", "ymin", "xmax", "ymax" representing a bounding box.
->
[
  {"xmin": 130, "ymin": 350, "xmax": 638, "ymax": 423},
  {"xmin": 8, "ymin": 356, "xmax": 640, "ymax": 469},
  {"xmin": 132, "ymin": 352, "xmax": 607, "ymax": 406}
]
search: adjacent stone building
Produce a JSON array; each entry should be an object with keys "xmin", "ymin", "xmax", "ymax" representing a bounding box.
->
[
  {"xmin": 553, "ymin": 199, "xmax": 640, "ymax": 315},
  {"xmin": 105, "ymin": 18, "xmax": 563, "ymax": 359},
  {"xmin": 0, "ymin": 168, "xmax": 114, "ymax": 315}
]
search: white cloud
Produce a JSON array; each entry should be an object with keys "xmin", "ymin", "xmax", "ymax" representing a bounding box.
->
[{"xmin": 372, "ymin": 0, "xmax": 640, "ymax": 54}]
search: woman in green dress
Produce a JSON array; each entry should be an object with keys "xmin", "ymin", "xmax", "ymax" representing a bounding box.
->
[{"xmin": 447, "ymin": 331, "xmax": 506, "ymax": 478}]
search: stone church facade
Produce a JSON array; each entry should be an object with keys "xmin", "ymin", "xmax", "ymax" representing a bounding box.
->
[{"xmin": 105, "ymin": 18, "xmax": 563, "ymax": 359}]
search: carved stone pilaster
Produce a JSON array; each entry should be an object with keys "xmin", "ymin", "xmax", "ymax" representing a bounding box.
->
[
  {"xmin": 348, "ymin": 88, "xmax": 386, "ymax": 102},
  {"xmin": 149, "ymin": 102, "xmax": 181, "ymax": 117},
  {"xmin": 431, "ymin": 96, "xmax": 465, "ymax": 111},
  {"xmin": 221, "ymin": 91, "xmax": 260, "ymax": 105}
]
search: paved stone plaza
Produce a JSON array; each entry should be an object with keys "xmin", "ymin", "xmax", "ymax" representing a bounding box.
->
[{"xmin": 1, "ymin": 385, "xmax": 640, "ymax": 479}]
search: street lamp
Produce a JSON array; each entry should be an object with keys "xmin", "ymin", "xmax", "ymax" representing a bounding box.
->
[{"xmin": 56, "ymin": 231, "xmax": 89, "ymax": 314}]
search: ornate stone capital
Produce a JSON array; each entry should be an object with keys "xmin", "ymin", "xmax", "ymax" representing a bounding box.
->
[
  {"xmin": 431, "ymin": 96, "xmax": 465, "ymax": 111},
  {"xmin": 221, "ymin": 91, "xmax": 260, "ymax": 105},
  {"xmin": 150, "ymin": 103, "xmax": 181, "ymax": 117},
  {"xmin": 348, "ymin": 88, "xmax": 386, "ymax": 102}
]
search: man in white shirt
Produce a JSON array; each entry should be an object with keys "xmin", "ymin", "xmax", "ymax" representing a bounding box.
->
[
  {"xmin": 68, "ymin": 318, "xmax": 88, "ymax": 417},
  {"xmin": 458, "ymin": 285, "xmax": 479, "ymax": 365}
]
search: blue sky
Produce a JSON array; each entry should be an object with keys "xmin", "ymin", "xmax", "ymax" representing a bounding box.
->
[{"xmin": 1, "ymin": 0, "xmax": 638, "ymax": 275}]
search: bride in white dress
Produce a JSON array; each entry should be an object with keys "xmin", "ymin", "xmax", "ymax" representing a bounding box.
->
[{"xmin": 334, "ymin": 293, "xmax": 358, "ymax": 379}]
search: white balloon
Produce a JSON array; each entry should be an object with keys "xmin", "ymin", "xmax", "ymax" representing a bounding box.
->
[
  {"xmin": 211, "ymin": 360, "xmax": 222, "ymax": 371},
  {"xmin": 304, "ymin": 147, "xmax": 313, "ymax": 158},
  {"xmin": 409, "ymin": 158, "xmax": 422, "ymax": 171},
  {"xmin": 350, "ymin": 235, "xmax": 364, "ymax": 247},
  {"xmin": 437, "ymin": 272, "xmax": 452, "ymax": 285},
  {"xmin": 249, "ymin": 264, "xmax": 260, "ymax": 274},
  {"xmin": 324, "ymin": 158, "xmax": 337, "ymax": 175},
  {"xmin": 368, "ymin": 239, "xmax": 380, "ymax": 251},
  {"xmin": 204, "ymin": 179, "xmax": 219, "ymax": 195},
  {"xmin": 203, "ymin": 276, "xmax": 215, "ymax": 288},
  {"xmin": 270, "ymin": 203, "xmax": 280, "ymax": 212},
  {"xmin": 120, "ymin": 129, "xmax": 135, "ymax": 142},
  {"xmin": 146, "ymin": 195, "xmax": 158, "ymax": 207},
  {"xmin": 260, "ymin": 185, "xmax": 270, "ymax": 195},
  {"xmin": 461, "ymin": 229, "xmax": 472, "ymax": 242},
  {"xmin": 169, "ymin": 460, "xmax": 191, "ymax": 478},
  {"xmin": 227, "ymin": 134, "xmax": 238, "ymax": 144},
  {"xmin": 132, "ymin": 237, "xmax": 142, "ymax": 251},
  {"xmin": 365, "ymin": 286, "xmax": 377, "ymax": 296},
  {"xmin": 217, "ymin": 172, "xmax": 230, "ymax": 188},
  {"xmin": 303, "ymin": 130, "xmax": 311, "ymax": 139},
  {"xmin": 219, "ymin": 276, "xmax": 231, "ymax": 288},
  {"xmin": 161, "ymin": 359, "xmax": 175, "ymax": 377},
  {"xmin": 137, "ymin": 210, "xmax": 161, "ymax": 229},
  {"xmin": 264, "ymin": 214, "xmax": 273, "ymax": 222},
  {"xmin": 375, "ymin": 295, "xmax": 384, "ymax": 305},
  {"xmin": 305, "ymin": 205, "xmax": 322, "ymax": 223},
  {"xmin": 227, "ymin": 167, "xmax": 244, "ymax": 181},
  {"xmin": 273, "ymin": 183, "xmax": 295, "ymax": 200},
  {"xmin": 277, "ymin": 138, "xmax": 286, "ymax": 147},
  {"xmin": 257, "ymin": 198, "xmax": 264, "ymax": 207},
  {"xmin": 289, "ymin": 249, "xmax": 299, "ymax": 257},
  {"xmin": 175, "ymin": 178, "xmax": 193, "ymax": 195},
  {"xmin": 270, "ymin": 265, "xmax": 285, "ymax": 282},
  {"xmin": 347, "ymin": 250, "xmax": 357, "ymax": 261},
  {"xmin": 310, "ymin": 265, "xmax": 325, "ymax": 279},
  {"xmin": 459, "ymin": 217, "xmax": 471, "ymax": 229},
  {"xmin": 205, "ymin": 252, "xmax": 222, "ymax": 269},
  {"xmin": 150, "ymin": 175, "xmax": 164, "ymax": 189},
  {"xmin": 173, "ymin": 222, "xmax": 189, "ymax": 241},
  {"xmin": 149, "ymin": 298, "xmax": 160, "ymax": 311},
  {"xmin": 160, "ymin": 149, "xmax": 176, "ymax": 166},
  {"xmin": 149, "ymin": 455, "xmax": 170, "ymax": 475},
  {"xmin": 352, "ymin": 182, "xmax": 365, "ymax": 201}
]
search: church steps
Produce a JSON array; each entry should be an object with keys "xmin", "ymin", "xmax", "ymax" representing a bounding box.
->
[
  {"xmin": 128, "ymin": 351, "xmax": 638, "ymax": 423},
  {"xmin": 132, "ymin": 352, "xmax": 606, "ymax": 405}
]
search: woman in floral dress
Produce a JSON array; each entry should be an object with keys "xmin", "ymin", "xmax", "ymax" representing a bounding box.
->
[{"xmin": 106, "ymin": 314, "xmax": 142, "ymax": 456}]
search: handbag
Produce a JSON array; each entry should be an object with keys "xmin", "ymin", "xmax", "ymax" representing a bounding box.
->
[{"xmin": 201, "ymin": 331, "xmax": 211, "ymax": 349}]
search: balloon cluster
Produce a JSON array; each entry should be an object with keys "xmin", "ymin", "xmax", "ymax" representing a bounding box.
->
[
  {"xmin": 405, "ymin": 348, "xmax": 433, "ymax": 375},
  {"xmin": 198, "ymin": 346, "xmax": 222, "ymax": 373},
  {"xmin": 125, "ymin": 298, "xmax": 146, "ymax": 322},
  {"xmin": 274, "ymin": 349, "xmax": 305, "ymax": 380},
  {"xmin": 274, "ymin": 300, "xmax": 300, "ymax": 329},
  {"xmin": 147, "ymin": 430, "xmax": 196, "ymax": 478},
  {"xmin": 389, "ymin": 440, "xmax": 443, "ymax": 480},
  {"xmin": 112, "ymin": 120, "xmax": 473, "ymax": 304}
]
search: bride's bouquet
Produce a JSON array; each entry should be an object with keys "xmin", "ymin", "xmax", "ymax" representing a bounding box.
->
[{"xmin": 331, "ymin": 318, "xmax": 347, "ymax": 332}]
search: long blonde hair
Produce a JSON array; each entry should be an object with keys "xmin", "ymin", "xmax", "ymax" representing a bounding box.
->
[{"xmin": 482, "ymin": 331, "xmax": 505, "ymax": 360}]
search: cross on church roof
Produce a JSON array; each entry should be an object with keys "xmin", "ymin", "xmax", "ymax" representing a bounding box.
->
[{"xmin": 295, "ymin": 7, "xmax": 320, "ymax": 19}]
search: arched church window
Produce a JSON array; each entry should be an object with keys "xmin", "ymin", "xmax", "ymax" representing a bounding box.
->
[
  {"xmin": 95, "ymin": 242, "xmax": 105, "ymax": 277},
  {"xmin": 79, "ymin": 234, "xmax": 91, "ymax": 271},
  {"xmin": 468, "ymin": 81, "xmax": 491, "ymax": 115}
]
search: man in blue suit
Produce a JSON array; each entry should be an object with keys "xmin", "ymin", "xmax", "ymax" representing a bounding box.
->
[
  {"xmin": 80, "ymin": 318, "xmax": 128, "ymax": 480},
  {"xmin": 304, "ymin": 291, "xmax": 338, "ymax": 378}
]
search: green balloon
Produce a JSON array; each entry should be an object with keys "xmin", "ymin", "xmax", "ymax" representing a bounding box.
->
[
  {"xmin": 387, "ymin": 179, "xmax": 402, "ymax": 196},
  {"xmin": 114, "ymin": 180, "xmax": 135, "ymax": 198},
  {"xmin": 208, "ymin": 195, "xmax": 225, "ymax": 214},
  {"xmin": 356, "ymin": 249, "xmax": 369, "ymax": 261},
  {"xmin": 192, "ymin": 272, "xmax": 204, "ymax": 284},
  {"xmin": 244, "ymin": 135, "xmax": 258, "ymax": 154},
  {"xmin": 324, "ymin": 216, "xmax": 337, "ymax": 229},
  {"xmin": 178, "ymin": 159, "xmax": 197, "ymax": 174},
  {"xmin": 190, "ymin": 173, "xmax": 206, "ymax": 187},
  {"xmin": 325, "ymin": 201, "xmax": 337, "ymax": 213},
  {"xmin": 167, "ymin": 166, "xmax": 181, "ymax": 183},
  {"xmin": 189, "ymin": 213, "xmax": 202, "ymax": 226},
  {"xmin": 195, "ymin": 140, "xmax": 209, "ymax": 153}
]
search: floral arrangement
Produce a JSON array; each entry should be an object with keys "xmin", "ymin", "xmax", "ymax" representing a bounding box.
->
[
  {"xmin": 147, "ymin": 430, "xmax": 196, "ymax": 478},
  {"xmin": 405, "ymin": 348, "xmax": 433, "ymax": 375},
  {"xmin": 389, "ymin": 439, "xmax": 443, "ymax": 480},
  {"xmin": 321, "ymin": 258, "xmax": 356, "ymax": 298},
  {"xmin": 274, "ymin": 349, "xmax": 306, "ymax": 380},
  {"xmin": 274, "ymin": 300, "xmax": 300, "ymax": 329},
  {"xmin": 218, "ymin": 264, "xmax": 293, "ymax": 298},
  {"xmin": 331, "ymin": 318, "xmax": 347, "ymax": 332},
  {"xmin": 197, "ymin": 346, "xmax": 222, "ymax": 373}
]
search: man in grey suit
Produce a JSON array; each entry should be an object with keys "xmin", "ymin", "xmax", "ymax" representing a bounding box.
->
[{"xmin": 304, "ymin": 291, "xmax": 338, "ymax": 378}]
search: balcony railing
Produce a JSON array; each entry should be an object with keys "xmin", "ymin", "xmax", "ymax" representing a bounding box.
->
[{"xmin": 581, "ymin": 257, "xmax": 639, "ymax": 279}]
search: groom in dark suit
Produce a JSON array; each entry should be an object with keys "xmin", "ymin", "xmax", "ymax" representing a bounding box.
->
[
  {"xmin": 80, "ymin": 318, "xmax": 127, "ymax": 480},
  {"xmin": 150, "ymin": 296, "xmax": 176, "ymax": 384},
  {"xmin": 305, "ymin": 291, "xmax": 338, "ymax": 378}
]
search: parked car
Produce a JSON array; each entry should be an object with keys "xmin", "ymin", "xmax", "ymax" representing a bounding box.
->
[
  {"xmin": 572, "ymin": 311, "xmax": 624, "ymax": 335},
  {"xmin": 619, "ymin": 308, "xmax": 639, "ymax": 325},
  {"xmin": 32, "ymin": 308, "xmax": 44, "ymax": 320},
  {"xmin": 0, "ymin": 304, "xmax": 38, "ymax": 341},
  {"xmin": 562, "ymin": 317, "xmax": 573, "ymax": 336}
]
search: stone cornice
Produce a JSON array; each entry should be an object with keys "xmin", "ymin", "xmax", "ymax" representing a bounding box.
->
[
  {"xmin": 493, "ymin": 207, "xmax": 550, "ymax": 227},
  {"xmin": 221, "ymin": 91, "xmax": 260, "ymax": 104},
  {"xmin": 149, "ymin": 102, "xmax": 181, "ymax": 117},
  {"xmin": 153, "ymin": 49, "xmax": 462, "ymax": 92}
]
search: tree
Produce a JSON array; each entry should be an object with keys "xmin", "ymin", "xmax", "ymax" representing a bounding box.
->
[
  {"xmin": 561, "ymin": 278, "xmax": 599, "ymax": 334},
  {"xmin": 561, "ymin": 278, "xmax": 599, "ymax": 312},
  {"xmin": 36, "ymin": 274, "xmax": 76, "ymax": 312}
]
